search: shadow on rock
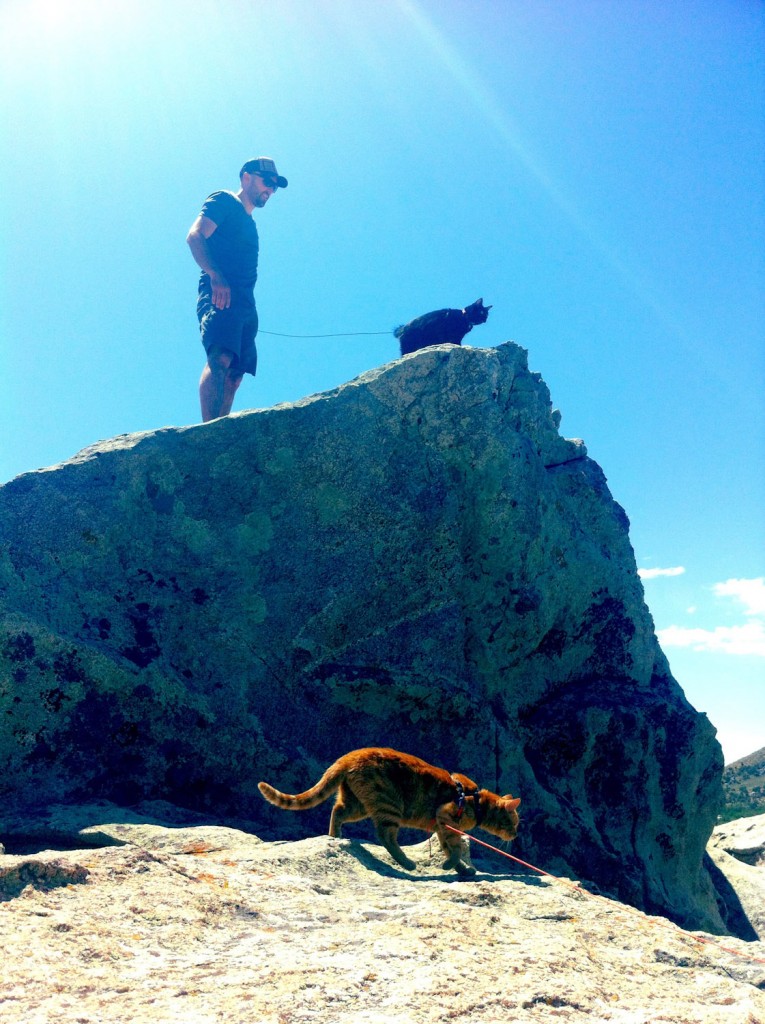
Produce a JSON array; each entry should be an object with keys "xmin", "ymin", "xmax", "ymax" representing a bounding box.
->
[{"xmin": 705, "ymin": 852, "xmax": 760, "ymax": 943}]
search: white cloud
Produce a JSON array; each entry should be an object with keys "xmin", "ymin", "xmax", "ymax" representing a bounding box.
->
[
  {"xmin": 658, "ymin": 621, "xmax": 765, "ymax": 657},
  {"xmin": 638, "ymin": 566, "xmax": 686, "ymax": 580},
  {"xmin": 657, "ymin": 577, "xmax": 765, "ymax": 658},
  {"xmin": 714, "ymin": 577, "xmax": 765, "ymax": 617}
]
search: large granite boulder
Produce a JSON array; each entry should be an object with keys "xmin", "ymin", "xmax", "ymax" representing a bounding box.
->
[
  {"xmin": 707, "ymin": 813, "xmax": 765, "ymax": 940},
  {"xmin": 0, "ymin": 342, "xmax": 725, "ymax": 931}
]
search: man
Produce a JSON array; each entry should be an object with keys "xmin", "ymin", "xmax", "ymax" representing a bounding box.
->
[{"xmin": 187, "ymin": 157, "xmax": 288, "ymax": 421}]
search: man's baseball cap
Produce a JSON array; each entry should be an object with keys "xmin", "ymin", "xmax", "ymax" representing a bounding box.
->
[{"xmin": 240, "ymin": 157, "xmax": 288, "ymax": 189}]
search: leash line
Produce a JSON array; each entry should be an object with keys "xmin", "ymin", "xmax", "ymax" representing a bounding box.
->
[
  {"xmin": 446, "ymin": 825, "xmax": 566, "ymax": 883},
  {"xmin": 260, "ymin": 329, "xmax": 391, "ymax": 338},
  {"xmin": 445, "ymin": 824, "xmax": 765, "ymax": 967}
]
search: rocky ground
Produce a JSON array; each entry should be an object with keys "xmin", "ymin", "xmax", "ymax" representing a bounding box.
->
[
  {"xmin": 708, "ymin": 813, "xmax": 765, "ymax": 942},
  {"xmin": 1, "ymin": 804, "xmax": 764, "ymax": 1024},
  {"xmin": 0, "ymin": 343, "xmax": 725, "ymax": 935}
]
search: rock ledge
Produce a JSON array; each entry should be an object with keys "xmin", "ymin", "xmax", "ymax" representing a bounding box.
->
[{"xmin": 0, "ymin": 807, "xmax": 763, "ymax": 1024}]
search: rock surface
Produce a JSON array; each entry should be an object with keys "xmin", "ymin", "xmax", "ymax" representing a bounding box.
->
[
  {"xmin": 0, "ymin": 807, "xmax": 763, "ymax": 1024},
  {"xmin": 708, "ymin": 814, "xmax": 765, "ymax": 941},
  {"xmin": 0, "ymin": 342, "xmax": 724, "ymax": 931}
]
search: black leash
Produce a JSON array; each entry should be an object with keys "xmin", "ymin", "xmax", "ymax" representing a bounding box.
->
[{"xmin": 259, "ymin": 329, "xmax": 391, "ymax": 338}]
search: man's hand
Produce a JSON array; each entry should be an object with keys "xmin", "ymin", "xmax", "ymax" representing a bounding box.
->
[
  {"xmin": 209, "ymin": 271, "xmax": 231, "ymax": 310},
  {"xmin": 187, "ymin": 215, "xmax": 230, "ymax": 307}
]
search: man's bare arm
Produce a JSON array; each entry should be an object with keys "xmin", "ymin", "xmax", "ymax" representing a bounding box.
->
[{"xmin": 186, "ymin": 215, "xmax": 231, "ymax": 309}]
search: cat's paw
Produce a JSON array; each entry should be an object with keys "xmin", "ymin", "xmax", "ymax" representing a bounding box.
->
[
  {"xmin": 442, "ymin": 855, "xmax": 476, "ymax": 875},
  {"xmin": 400, "ymin": 857, "xmax": 417, "ymax": 871}
]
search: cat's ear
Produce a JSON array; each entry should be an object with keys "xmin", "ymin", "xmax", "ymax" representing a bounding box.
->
[{"xmin": 502, "ymin": 796, "xmax": 521, "ymax": 809}]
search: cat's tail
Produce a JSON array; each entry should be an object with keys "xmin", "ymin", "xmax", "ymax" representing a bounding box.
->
[{"xmin": 258, "ymin": 763, "xmax": 346, "ymax": 811}]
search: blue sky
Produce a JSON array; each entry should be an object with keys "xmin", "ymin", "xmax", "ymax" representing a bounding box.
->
[{"xmin": 1, "ymin": 0, "xmax": 763, "ymax": 763}]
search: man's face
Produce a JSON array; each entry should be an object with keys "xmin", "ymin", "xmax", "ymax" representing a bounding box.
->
[{"xmin": 243, "ymin": 171, "xmax": 277, "ymax": 208}]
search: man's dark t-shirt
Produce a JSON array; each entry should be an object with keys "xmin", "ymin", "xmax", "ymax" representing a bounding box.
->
[{"xmin": 197, "ymin": 190, "xmax": 259, "ymax": 304}]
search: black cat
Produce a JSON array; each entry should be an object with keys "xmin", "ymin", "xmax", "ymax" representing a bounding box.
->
[{"xmin": 394, "ymin": 298, "xmax": 492, "ymax": 356}]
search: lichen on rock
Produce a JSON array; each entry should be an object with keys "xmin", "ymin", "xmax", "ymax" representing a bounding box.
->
[{"xmin": 0, "ymin": 342, "xmax": 724, "ymax": 931}]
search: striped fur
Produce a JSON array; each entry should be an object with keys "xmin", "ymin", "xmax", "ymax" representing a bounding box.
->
[{"xmin": 259, "ymin": 747, "xmax": 520, "ymax": 875}]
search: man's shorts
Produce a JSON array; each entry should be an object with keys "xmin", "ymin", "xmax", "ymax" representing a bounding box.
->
[{"xmin": 197, "ymin": 297, "xmax": 258, "ymax": 377}]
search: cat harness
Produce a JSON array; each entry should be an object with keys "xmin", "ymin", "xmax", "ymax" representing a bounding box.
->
[{"xmin": 451, "ymin": 776, "xmax": 484, "ymax": 826}]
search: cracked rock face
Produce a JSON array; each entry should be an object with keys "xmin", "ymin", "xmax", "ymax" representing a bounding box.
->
[{"xmin": 0, "ymin": 342, "xmax": 724, "ymax": 931}]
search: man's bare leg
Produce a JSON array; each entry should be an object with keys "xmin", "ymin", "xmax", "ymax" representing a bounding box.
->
[
  {"xmin": 200, "ymin": 348, "xmax": 243, "ymax": 422},
  {"xmin": 221, "ymin": 367, "xmax": 244, "ymax": 416}
]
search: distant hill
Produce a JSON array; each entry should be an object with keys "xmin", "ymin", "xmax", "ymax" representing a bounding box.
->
[{"xmin": 721, "ymin": 746, "xmax": 765, "ymax": 822}]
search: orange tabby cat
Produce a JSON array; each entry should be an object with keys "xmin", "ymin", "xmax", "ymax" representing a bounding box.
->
[{"xmin": 258, "ymin": 747, "xmax": 521, "ymax": 875}]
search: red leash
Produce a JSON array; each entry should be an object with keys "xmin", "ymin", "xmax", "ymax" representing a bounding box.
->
[
  {"xmin": 446, "ymin": 824, "xmax": 577, "ymax": 885},
  {"xmin": 445, "ymin": 824, "xmax": 765, "ymax": 967}
]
